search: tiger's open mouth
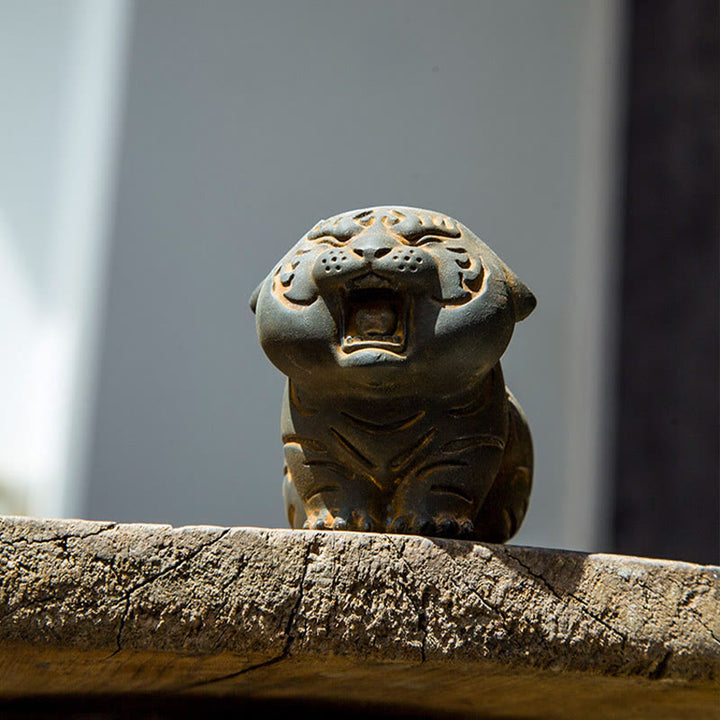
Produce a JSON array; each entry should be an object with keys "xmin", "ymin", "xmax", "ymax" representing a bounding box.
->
[{"xmin": 340, "ymin": 274, "xmax": 407, "ymax": 353}]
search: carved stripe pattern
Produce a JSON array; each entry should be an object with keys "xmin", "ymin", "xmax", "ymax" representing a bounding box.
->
[
  {"xmin": 289, "ymin": 381, "xmax": 318, "ymax": 417},
  {"xmin": 339, "ymin": 410, "xmax": 426, "ymax": 434},
  {"xmin": 282, "ymin": 434, "xmax": 328, "ymax": 454},
  {"xmin": 441, "ymin": 435, "xmax": 505, "ymax": 453},
  {"xmin": 389, "ymin": 429, "xmax": 437, "ymax": 472},
  {"xmin": 329, "ymin": 427, "xmax": 376, "ymax": 469}
]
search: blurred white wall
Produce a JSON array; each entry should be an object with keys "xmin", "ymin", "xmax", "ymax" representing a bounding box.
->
[
  {"xmin": 1, "ymin": 1, "xmax": 623, "ymax": 552},
  {"xmin": 0, "ymin": 0, "xmax": 130, "ymax": 516}
]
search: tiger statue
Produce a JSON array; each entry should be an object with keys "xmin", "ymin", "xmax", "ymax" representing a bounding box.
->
[{"xmin": 250, "ymin": 206, "xmax": 535, "ymax": 542}]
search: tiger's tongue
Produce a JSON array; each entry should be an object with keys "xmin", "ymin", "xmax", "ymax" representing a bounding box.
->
[{"xmin": 351, "ymin": 303, "xmax": 398, "ymax": 337}]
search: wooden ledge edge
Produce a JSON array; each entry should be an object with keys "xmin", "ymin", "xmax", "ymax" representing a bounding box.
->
[{"xmin": 0, "ymin": 515, "xmax": 717, "ymax": 715}]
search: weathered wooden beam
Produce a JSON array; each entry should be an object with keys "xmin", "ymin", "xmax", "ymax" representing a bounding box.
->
[{"xmin": 0, "ymin": 516, "xmax": 717, "ymax": 718}]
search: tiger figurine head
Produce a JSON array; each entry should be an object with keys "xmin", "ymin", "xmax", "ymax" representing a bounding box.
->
[
  {"xmin": 251, "ymin": 206, "xmax": 535, "ymax": 396},
  {"xmin": 251, "ymin": 206, "xmax": 536, "ymax": 541}
]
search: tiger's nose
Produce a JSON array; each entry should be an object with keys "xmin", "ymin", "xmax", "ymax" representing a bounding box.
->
[{"xmin": 352, "ymin": 246, "xmax": 392, "ymax": 259}]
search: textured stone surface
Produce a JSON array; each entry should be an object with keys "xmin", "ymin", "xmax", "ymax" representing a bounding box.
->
[{"xmin": 0, "ymin": 516, "xmax": 718, "ymax": 718}]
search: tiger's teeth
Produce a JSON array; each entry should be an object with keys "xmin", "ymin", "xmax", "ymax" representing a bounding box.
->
[{"xmin": 350, "ymin": 273, "xmax": 393, "ymax": 290}]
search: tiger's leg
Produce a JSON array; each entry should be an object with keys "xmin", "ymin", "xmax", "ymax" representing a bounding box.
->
[
  {"xmin": 282, "ymin": 464, "xmax": 306, "ymax": 529},
  {"xmin": 473, "ymin": 393, "xmax": 533, "ymax": 542},
  {"xmin": 388, "ymin": 445, "xmax": 505, "ymax": 539},
  {"xmin": 283, "ymin": 442, "xmax": 383, "ymax": 532}
]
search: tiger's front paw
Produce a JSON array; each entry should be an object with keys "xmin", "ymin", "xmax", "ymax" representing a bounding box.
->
[
  {"xmin": 386, "ymin": 513, "xmax": 474, "ymax": 540},
  {"xmin": 303, "ymin": 508, "xmax": 380, "ymax": 533}
]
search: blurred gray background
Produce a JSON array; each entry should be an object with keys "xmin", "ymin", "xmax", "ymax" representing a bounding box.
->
[{"xmin": 1, "ymin": 0, "xmax": 624, "ymax": 552}]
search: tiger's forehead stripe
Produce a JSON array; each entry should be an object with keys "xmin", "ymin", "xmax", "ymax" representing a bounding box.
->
[{"xmin": 308, "ymin": 207, "xmax": 462, "ymax": 243}]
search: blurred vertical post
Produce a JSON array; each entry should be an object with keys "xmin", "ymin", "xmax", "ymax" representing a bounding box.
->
[{"xmin": 613, "ymin": 0, "xmax": 719, "ymax": 564}]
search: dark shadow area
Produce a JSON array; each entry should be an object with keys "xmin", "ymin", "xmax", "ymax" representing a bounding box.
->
[
  {"xmin": 495, "ymin": 543, "xmax": 589, "ymax": 596},
  {"xmin": 613, "ymin": 0, "xmax": 720, "ymax": 565},
  {"xmin": 428, "ymin": 535, "xmax": 589, "ymax": 595},
  {"xmin": 0, "ymin": 694, "xmax": 530, "ymax": 720}
]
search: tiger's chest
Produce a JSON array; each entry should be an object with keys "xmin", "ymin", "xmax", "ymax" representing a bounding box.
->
[{"xmin": 281, "ymin": 370, "xmax": 509, "ymax": 492}]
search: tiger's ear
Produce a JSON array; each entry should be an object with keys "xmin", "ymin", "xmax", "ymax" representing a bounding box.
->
[
  {"xmin": 504, "ymin": 266, "xmax": 536, "ymax": 322},
  {"xmin": 249, "ymin": 281, "xmax": 263, "ymax": 314}
]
